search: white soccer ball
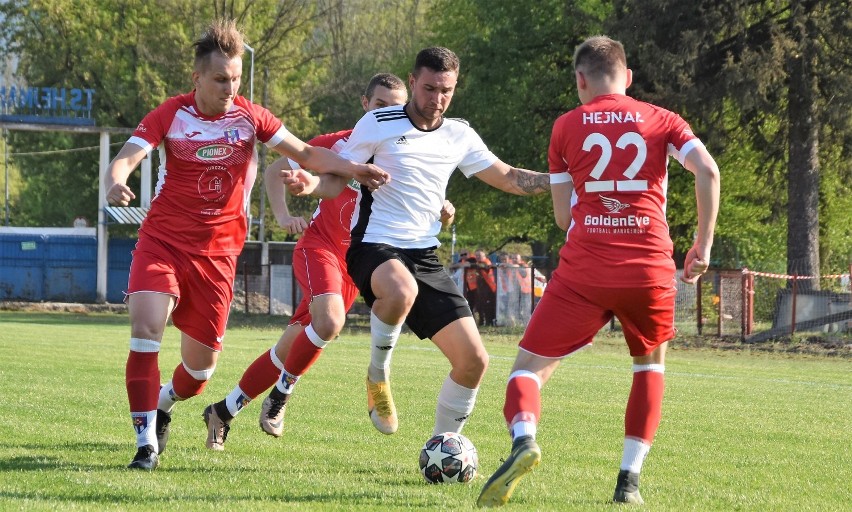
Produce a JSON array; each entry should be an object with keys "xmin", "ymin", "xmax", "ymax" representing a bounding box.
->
[{"xmin": 419, "ymin": 432, "xmax": 478, "ymax": 484}]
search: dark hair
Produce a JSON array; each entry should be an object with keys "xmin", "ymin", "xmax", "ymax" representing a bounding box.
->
[
  {"xmin": 413, "ymin": 47, "xmax": 460, "ymax": 75},
  {"xmin": 573, "ymin": 35, "xmax": 626, "ymax": 80},
  {"xmin": 193, "ymin": 19, "xmax": 245, "ymax": 70},
  {"xmin": 364, "ymin": 73, "xmax": 406, "ymax": 99}
]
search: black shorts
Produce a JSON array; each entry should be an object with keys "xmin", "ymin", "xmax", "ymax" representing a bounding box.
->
[{"xmin": 346, "ymin": 242, "xmax": 473, "ymax": 339}]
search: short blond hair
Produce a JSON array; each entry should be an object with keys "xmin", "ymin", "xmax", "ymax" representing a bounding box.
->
[{"xmin": 193, "ymin": 19, "xmax": 245, "ymax": 70}]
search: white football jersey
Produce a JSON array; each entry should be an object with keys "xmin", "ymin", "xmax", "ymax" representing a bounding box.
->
[{"xmin": 338, "ymin": 105, "xmax": 498, "ymax": 248}]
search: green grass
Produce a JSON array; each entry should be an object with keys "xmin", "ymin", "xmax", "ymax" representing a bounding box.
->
[{"xmin": 0, "ymin": 311, "xmax": 850, "ymax": 511}]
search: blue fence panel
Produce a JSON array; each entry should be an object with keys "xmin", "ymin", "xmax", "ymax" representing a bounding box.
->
[
  {"xmin": 0, "ymin": 234, "xmax": 47, "ymax": 300},
  {"xmin": 108, "ymin": 238, "xmax": 136, "ymax": 303},
  {"xmin": 43, "ymin": 235, "xmax": 97, "ymax": 302},
  {"xmin": 0, "ymin": 234, "xmax": 139, "ymax": 303}
]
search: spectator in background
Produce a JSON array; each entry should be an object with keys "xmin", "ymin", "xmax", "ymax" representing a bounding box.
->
[
  {"xmin": 474, "ymin": 248, "xmax": 497, "ymax": 326},
  {"xmin": 495, "ymin": 253, "xmax": 519, "ymax": 327},
  {"xmin": 513, "ymin": 254, "xmax": 533, "ymax": 324},
  {"xmin": 450, "ymin": 249, "xmax": 478, "ymax": 316}
]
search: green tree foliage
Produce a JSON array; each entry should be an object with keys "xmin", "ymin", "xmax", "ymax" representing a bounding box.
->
[
  {"xmin": 608, "ymin": 0, "xmax": 852, "ymax": 277},
  {"xmin": 429, "ymin": 0, "xmax": 612, "ymax": 263}
]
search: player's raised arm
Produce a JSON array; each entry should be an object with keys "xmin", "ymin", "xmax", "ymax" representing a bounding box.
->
[
  {"xmin": 473, "ymin": 160, "xmax": 550, "ymax": 196},
  {"xmin": 264, "ymin": 157, "xmax": 308, "ymax": 234},
  {"xmin": 105, "ymin": 142, "xmax": 146, "ymax": 206},
  {"xmin": 680, "ymin": 144, "xmax": 720, "ymax": 283},
  {"xmin": 269, "ymin": 132, "xmax": 389, "ymax": 190}
]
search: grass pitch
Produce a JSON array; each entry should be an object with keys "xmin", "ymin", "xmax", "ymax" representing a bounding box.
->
[{"xmin": 0, "ymin": 311, "xmax": 849, "ymax": 511}]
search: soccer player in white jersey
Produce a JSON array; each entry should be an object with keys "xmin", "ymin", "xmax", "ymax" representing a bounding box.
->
[
  {"xmin": 198, "ymin": 73, "xmax": 453, "ymax": 450},
  {"xmin": 328, "ymin": 47, "xmax": 550, "ymax": 439},
  {"xmin": 104, "ymin": 19, "xmax": 387, "ymax": 471},
  {"xmin": 476, "ymin": 36, "xmax": 720, "ymax": 507}
]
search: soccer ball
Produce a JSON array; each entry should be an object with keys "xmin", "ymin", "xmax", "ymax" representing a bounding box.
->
[{"xmin": 419, "ymin": 432, "xmax": 478, "ymax": 484}]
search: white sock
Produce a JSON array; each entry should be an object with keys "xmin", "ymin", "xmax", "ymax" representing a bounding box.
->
[
  {"xmin": 131, "ymin": 410, "xmax": 158, "ymax": 449},
  {"xmin": 511, "ymin": 421, "xmax": 537, "ymax": 440},
  {"xmin": 368, "ymin": 311, "xmax": 402, "ymax": 382},
  {"xmin": 157, "ymin": 382, "xmax": 181, "ymax": 413},
  {"xmin": 620, "ymin": 438, "xmax": 651, "ymax": 473},
  {"xmin": 274, "ymin": 369, "xmax": 300, "ymax": 394},
  {"xmin": 224, "ymin": 386, "xmax": 252, "ymax": 417},
  {"xmin": 433, "ymin": 376, "xmax": 479, "ymax": 435}
]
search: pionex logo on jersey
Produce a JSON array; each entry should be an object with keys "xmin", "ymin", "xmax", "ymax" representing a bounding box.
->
[
  {"xmin": 196, "ymin": 144, "xmax": 233, "ymax": 160},
  {"xmin": 584, "ymin": 195, "xmax": 650, "ymax": 227}
]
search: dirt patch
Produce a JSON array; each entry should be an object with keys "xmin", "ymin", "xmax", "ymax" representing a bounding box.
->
[{"xmin": 0, "ymin": 301, "xmax": 127, "ymax": 314}]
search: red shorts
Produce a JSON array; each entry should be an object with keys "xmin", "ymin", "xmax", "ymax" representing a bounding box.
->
[
  {"xmin": 288, "ymin": 245, "xmax": 359, "ymax": 326},
  {"xmin": 126, "ymin": 235, "xmax": 237, "ymax": 351},
  {"xmin": 520, "ymin": 275, "xmax": 677, "ymax": 357}
]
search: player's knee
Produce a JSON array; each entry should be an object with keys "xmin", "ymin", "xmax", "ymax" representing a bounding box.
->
[
  {"xmin": 311, "ymin": 314, "xmax": 345, "ymax": 341},
  {"xmin": 130, "ymin": 324, "xmax": 164, "ymax": 343},
  {"xmin": 453, "ymin": 350, "xmax": 488, "ymax": 379}
]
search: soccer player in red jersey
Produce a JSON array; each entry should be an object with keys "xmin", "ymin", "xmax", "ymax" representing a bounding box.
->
[
  {"xmin": 477, "ymin": 36, "xmax": 720, "ymax": 507},
  {"xmin": 105, "ymin": 19, "xmax": 387, "ymax": 471},
  {"xmin": 199, "ymin": 73, "xmax": 453, "ymax": 449}
]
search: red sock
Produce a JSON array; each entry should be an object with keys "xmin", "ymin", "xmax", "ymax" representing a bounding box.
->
[
  {"xmin": 171, "ymin": 363, "xmax": 209, "ymax": 399},
  {"xmin": 238, "ymin": 349, "xmax": 282, "ymax": 398},
  {"xmin": 126, "ymin": 351, "xmax": 159, "ymax": 412},
  {"xmin": 625, "ymin": 370, "xmax": 665, "ymax": 443},
  {"xmin": 503, "ymin": 372, "xmax": 541, "ymax": 429},
  {"xmin": 283, "ymin": 329, "xmax": 324, "ymax": 376}
]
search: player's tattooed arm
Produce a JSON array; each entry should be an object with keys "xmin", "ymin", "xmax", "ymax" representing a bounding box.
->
[
  {"xmin": 474, "ymin": 160, "xmax": 549, "ymax": 196},
  {"xmin": 510, "ymin": 167, "xmax": 551, "ymax": 195}
]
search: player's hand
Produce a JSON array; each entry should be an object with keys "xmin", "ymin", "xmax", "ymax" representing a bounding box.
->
[
  {"xmin": 106, "ymin": 183, "xmax": 135, "ymax": 206},
  {"xmin": 352, "ymin": 163, "xmax": 390, "ymax": 192},
  {"xmin": 281, "ymin": 169, "xmax": 317, "ymax": 196},
  {"xmin": 681, "ymin": 245, "xmax": 710, "ymax": 283},
  {"xmin": 440, "ymin": 200, "xmax": 455, "ymax": 227},
  {"xmin": 277, "ymin": 214, "xmax": 308, "ymax": 234}
]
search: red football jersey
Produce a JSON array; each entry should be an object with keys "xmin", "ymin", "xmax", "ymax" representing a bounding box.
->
[
  {"xmin": 293, "ymin": 130, "xmax": 359, "ymax": 260},
  {"xmin": 548, "ymin": 94, "xmax": 703, "ymax": 287},
  {"xmin": 128, "ymin": 91, "xmax": 287, "ymax": 256}
]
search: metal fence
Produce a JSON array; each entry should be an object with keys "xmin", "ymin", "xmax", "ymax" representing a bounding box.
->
[{"xmin": 232, "ymin": 263, "xmax": 852, "ymax": 342}]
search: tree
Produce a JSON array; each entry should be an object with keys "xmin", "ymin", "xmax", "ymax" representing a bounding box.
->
[
  {"xmin": 429, "ymin": 0, "xmax": 611, "ymax": 265},
  {"xmin": 609, "ymin": 0, "xmax": 852, "ymax": 284}
]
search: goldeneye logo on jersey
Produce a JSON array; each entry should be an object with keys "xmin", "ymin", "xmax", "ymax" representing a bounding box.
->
[
  {"xmin": 224, "ymin": 128, "xmax": 241, "ymax": 144},
  {"xmin": 395, "ymin": 136, "xmax": 409, "ymax": 145},
  {"xmin": 184, "ymin": 130, "xmax": 202, "ymax": 138},
  {"xmin": 196, "ymin": 144, "xmax": 234, "ymax": 160},
  {"xmin": 600, "ymin": 195, "xmax": 631, "ymax": 214}
]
